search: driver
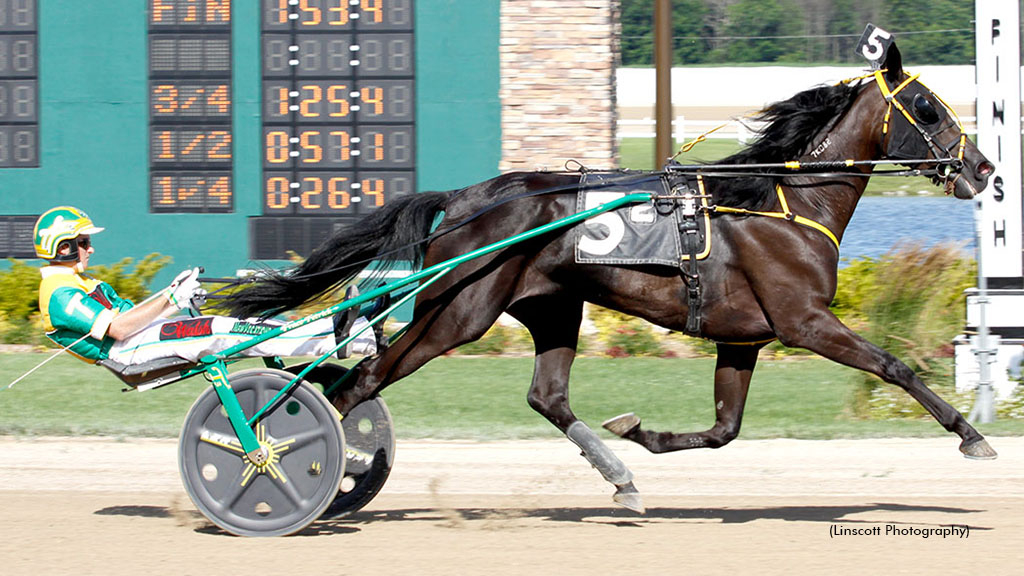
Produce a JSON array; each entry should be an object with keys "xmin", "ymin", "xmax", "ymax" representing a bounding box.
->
[{"xmin": 34, "ymin": 206, "xmax": 377, "ymax": 366}]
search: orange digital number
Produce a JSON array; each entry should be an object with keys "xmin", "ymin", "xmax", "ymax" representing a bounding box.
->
[
  {"xmin": 362, "ymin": 178, "xmax": 385, "ymax": 206},
  {"xmin": 156, "ymin": 176, "xmax": 174, "ymax": 204},
  {"xmin": 327, "ymin": 85, "xmax": 350, "ymax": 117},
  {"xmin": 266, "ymin": 131, "xmax": 291, "ymax": 164},
  {"xmin": 301, "ymin": 177, "xmax": 323, "ymax": 209},
  {"xmin": 328, "ymin": 130, "xmax": 351, "ymax": 161},
  {"xmin": 300, "ymin": 84, "xmax": 322, "ymax": 118},
  {"xmin": 368, "ymin": 132, "xmax": 385, "ymax": 161},
  {"xmin": 300, "ymin": 0, "xmax": 321, "ymax": 25},
  {"xmin": 208, "ymin": 131, "xmax": 232, "ymax": 160},
  {"xmin": 153, "ymin": 85, "xmax": 178, "ymax": 114},
  {"xmin": 329, "ymin": 0, "xmax": 350, "ymax": 25},
  {"xmin": 361, "ymin": 0, "xmax": 383, "ymax": 23},
  {"xmin": 208, "ymin": 85, "xmax": 230, "ymax": 114},
  {"xmin": 157, "ymin": 131, "xmax": 175, "ymax": 159},
  {"xmin": 272, "ymin": 0, "xmax": 289, "ymax": 24},
  {"xmin": 266, "ymin": 177, "xmax": 291, "ymax": 208},
  {"xmin": 328, "ymin": 177, "xmax": 351, "ymax": 209},
  {"xmin": 360, "ymin": 87, "xmax": 384, "ymax": 115},
  {"xmin": 275, "ymin": 87, "xmax": 290, "ymax": 117},
  {"xmin": 209, "ymin": 177, "xmax": 232, "ymax": 205},
  {"xmin": 300, "ymin": 131, "xmax": 323, "ymax": 163}
]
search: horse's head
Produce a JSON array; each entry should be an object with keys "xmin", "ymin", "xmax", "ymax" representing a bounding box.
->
[{"xmin": 873, "ymin": 45, "xmax": 994, "ymax": 199}]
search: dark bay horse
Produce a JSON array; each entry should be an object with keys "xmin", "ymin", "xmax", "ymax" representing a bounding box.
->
[{"xmin": 226, "ymin": 45, "xmax": 996, "ymax": 512}]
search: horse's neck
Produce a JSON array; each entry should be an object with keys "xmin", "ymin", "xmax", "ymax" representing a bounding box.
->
[{"xmin": 786, "ymin": 105, "xmax": 881, "ymax": 243}]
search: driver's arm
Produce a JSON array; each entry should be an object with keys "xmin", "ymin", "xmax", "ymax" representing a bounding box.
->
[{"xmin": 106, "ymin": 295, "xmax": 176, "ymax": 340}]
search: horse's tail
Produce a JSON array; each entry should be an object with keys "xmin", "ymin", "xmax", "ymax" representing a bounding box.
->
[{"xmin": 222, "ymin": 191, "xmax": 451, "ymax": 318}]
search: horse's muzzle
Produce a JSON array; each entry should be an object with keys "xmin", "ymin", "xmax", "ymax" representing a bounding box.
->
[{"xmin": 949, "ymin": 147, "xmax": 995, "ymax": 199}]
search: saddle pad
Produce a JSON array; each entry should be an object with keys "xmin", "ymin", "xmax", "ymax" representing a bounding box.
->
[{"xmin": 574, "ymin": 172, "xmax": 709, "ymax": 267}]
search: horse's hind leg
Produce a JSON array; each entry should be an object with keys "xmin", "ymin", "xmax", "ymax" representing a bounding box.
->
[
  {"xmin": 330, "ymin": 272, "xmax": 511, "ymax": 415},
  {"xmin": 510, "ymin": 297, "xmax": 644, "ymax": 513},
  {"xmin": 604, "ymin": 343, "xmax": 762, "ymax": 453}
]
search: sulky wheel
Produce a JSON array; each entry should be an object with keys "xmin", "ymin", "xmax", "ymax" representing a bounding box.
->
[
  {"xmin": 287, "ymin": 362, "xmax": 396, "ymax": 518},
  {"xmin": 178, "ymin": 368, "xmax": 345, "ymax": 537}
]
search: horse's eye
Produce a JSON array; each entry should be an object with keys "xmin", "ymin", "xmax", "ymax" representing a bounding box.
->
[{"xmin": 912, "ymin": 93, "xmax": 940, "ymax": 124}]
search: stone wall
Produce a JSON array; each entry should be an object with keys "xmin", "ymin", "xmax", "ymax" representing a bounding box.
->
[{"xmin": 499, "ymin": 0, "xmax": 619, "ymax": 172}]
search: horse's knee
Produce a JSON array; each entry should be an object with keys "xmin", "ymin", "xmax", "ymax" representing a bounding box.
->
[
  {"xmin": 879, "ymin": 357, "xmax": 917, "ymax": 387},
  {"xmin": 526, "ymin": 389, "xmax": 567, "ymax": 417},
  {"xmin": 707, "ymin": 420, "xmax": 742, "ymax": 448}
]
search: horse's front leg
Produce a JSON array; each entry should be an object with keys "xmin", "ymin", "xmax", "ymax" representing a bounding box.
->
[
  {"xmin": 777, "ymin": 308, "xmax": 997, "ymax": 459},
  {"xmin": 603, "ymin": 343, "xmax": 762, "ymax": 452},
  {"xmin": 512, "ymin": 297, "xmax": 644, "ymax": 513}
]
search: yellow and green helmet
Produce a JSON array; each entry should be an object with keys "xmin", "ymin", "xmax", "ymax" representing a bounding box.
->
[{"xmin": 33, "ymin": 206, "xmax": 104, "ymax": 261}]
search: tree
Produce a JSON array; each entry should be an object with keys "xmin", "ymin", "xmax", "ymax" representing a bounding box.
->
[
  {"xmin": 709, "ymin": 0, "xmax": 806, "ymax": 63},
  {"xmin": 620, "ymin": 0, "xmax": 715, "ymax": 66},
  {"xmin": 617, "ymin": 0, "xmax": 977, "ymax": 66},
  {"xmin": 883, "ymin": 0, "xmax": 975, "ymax": 65}
]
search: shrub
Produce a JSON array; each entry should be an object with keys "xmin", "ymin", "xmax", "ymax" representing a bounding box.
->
[
  {"xmin": 0, "ymin": 254, "xmax": 171, "ymax": 345},
  {"xmin": 454, "ymin": 322, "xmax": 532, "ymax": 356},
  {"xmin": 839, "ymin": 243, "xmax": 975, "ymax": 418},
  {"xmin": 588, "ymin": 305, "xmax": 665, "ymax": 357}
]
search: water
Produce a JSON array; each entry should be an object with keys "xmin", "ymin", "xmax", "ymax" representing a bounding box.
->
[{"xmin": 840, "ymin": 196, "xmax": 976, "ymax": 262}]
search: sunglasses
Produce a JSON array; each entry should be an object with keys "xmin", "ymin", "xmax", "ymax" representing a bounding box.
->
[{"xmin": 76, "ymin": 236, "xmax": 92, "ymax": 249}]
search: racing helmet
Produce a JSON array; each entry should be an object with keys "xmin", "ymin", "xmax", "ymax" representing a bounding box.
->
[{"xmin": 33, "ymin": 206, "xmax": 105, "ymax": 262}]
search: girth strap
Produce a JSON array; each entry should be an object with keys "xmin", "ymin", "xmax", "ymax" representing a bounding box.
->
[{"xmin": 711, "ymin": 184, "xmax": 840, "ymax": 251}]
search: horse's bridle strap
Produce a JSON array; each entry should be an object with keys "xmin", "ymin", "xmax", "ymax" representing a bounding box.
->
[
  {"xmin": 872, "ymin": 70, "xmax": 967, "ymax": 163},
  {"xmin": 712, "ymin": 184, "xmax": 840, "ymax": 252}
]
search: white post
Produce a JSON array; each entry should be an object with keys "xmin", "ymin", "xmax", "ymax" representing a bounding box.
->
[{"xmin": 674, "ymin": 115, "xmax": 685, "ymax": 145}]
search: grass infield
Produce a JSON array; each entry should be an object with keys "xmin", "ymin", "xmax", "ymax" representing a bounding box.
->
[{"xmin": 1, "ymin": 353, "xmax": 1020, "ymax": 440}]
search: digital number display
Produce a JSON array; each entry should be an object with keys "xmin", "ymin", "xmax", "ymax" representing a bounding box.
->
[
  {"xmin": 148, "ymin": 0, "xmax": 233, "ymax": 213},
  {"xmin": 0, "ymin": 0, "xmax": 37, "ymax": 168},
  {"xmin": 257, "ymin": 0, "xmax": 414, "ymax": 257},
  {"xmin": 262, "ymin": 79, "xmax": 413, "ymax": 123},
  {"xmin": 0, "ymin": 214, "xmax": 36, "ymax": 258}
]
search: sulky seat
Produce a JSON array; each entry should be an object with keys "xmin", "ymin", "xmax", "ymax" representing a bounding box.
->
[{"xmin": 96, "ymin": 356, "xmax": 197, "ymax": 387}]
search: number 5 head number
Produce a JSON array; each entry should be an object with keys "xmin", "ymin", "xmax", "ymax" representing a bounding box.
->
[{"xmin": 856, "ymin": 23, "xmax": 893, "ymax": 69}]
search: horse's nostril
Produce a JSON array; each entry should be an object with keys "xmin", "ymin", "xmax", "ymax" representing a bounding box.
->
[{"xmin": 978, "ymin": 161, "xmax": 995, "ymax": 177}]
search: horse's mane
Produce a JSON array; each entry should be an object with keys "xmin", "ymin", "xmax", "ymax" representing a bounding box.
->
[{"xmin": 706, "ymin": 79, "xmax": 865, "ymax": 211}]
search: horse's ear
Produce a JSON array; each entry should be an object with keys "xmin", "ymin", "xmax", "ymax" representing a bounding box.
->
[{"xmin": 883, "ymin": 43, "xmax": 903, "ymax": 83}]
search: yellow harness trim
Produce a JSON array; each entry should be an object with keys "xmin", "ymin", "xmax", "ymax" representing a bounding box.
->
[
  {"xmin": 712, "ymin": 184, "xmax": 840, "ymax": 251},
  {"xmin": 681, "ymin": 175, "xmax": 713, "ymax": 261}
]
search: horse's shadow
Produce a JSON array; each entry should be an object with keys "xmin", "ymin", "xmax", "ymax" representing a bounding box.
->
[{"xmin": 95, "ymin": 501, "xmax": 989, "ymax": 537}]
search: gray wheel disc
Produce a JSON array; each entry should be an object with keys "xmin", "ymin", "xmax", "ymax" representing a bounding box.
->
[
  {"xmin": 285, "ymin": 362, "xmax": 396, "ymax": 519},
  {"xmin": 324, "ymin": 395, "xmax": 395, "ymax": 518},
  {"xmin": 178, "ymin": 368, "xmax": 345, "ymax": 537}
]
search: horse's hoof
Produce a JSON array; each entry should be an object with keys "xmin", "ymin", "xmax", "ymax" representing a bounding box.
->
[
  {"xmin": 960, "ymin": 438, "xmax": 998, "ymax": 460},
  {"xmin": 612, "ymin": 482, "xmax": 645, "ymax": 514},
  {"xmin": 602, "ymin": 412, "xmax": 641, "ymax": 437}
]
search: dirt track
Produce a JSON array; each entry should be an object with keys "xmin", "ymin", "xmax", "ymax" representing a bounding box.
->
[{"xmin": 0, "ymin": 435, "xmax": 1021, "ymax": 575}]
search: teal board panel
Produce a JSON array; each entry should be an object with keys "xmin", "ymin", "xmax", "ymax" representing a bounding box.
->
[
  {"xmin": 416, "ymin": 0, "xmax": 501, "ymax": 191},
  {"xmin": 0, "ymin": 0, "xmax": 501, "ymax": 287}
]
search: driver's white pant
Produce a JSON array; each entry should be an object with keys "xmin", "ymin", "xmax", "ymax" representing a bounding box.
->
[{"xmin": 107, "ymin": 315, "xmax": 375, "ymax": 365}]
